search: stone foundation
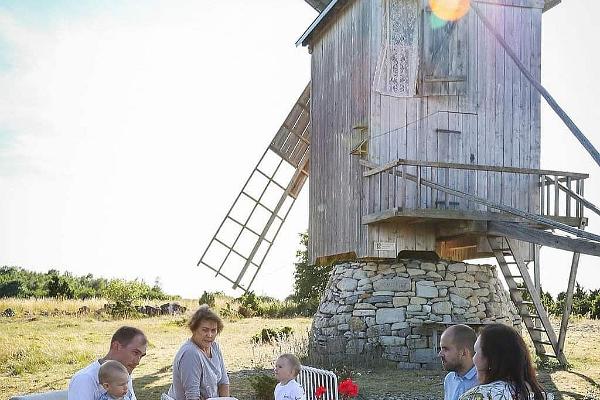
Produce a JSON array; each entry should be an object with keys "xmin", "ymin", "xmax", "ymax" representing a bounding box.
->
[{"xmin": 310, "ymin": 259, "xmax": 521, "ymax": 369}]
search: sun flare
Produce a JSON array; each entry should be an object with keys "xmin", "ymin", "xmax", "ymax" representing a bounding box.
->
[{"xmin": 429, "ymin": 0, "xmax": 470, "ymax": 21}]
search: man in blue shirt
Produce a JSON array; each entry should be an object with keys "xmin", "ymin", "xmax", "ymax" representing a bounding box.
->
[{"xmin": 438, "ymin": 324, "xmax": 478, "ymax": 400}]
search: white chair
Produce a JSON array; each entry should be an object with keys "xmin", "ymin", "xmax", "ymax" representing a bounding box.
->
[
  {"xmin": 297, "ymin": 365, "xmax": 338, "ymax": 400},
  {"xmin": 9, "ymin": 390, "xmax": 68, "ymax": 400}
]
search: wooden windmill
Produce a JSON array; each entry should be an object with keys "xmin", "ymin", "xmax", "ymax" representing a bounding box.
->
[{"xmin": 198, "ymin": 0, "xmax": 600, "ymax": 366}]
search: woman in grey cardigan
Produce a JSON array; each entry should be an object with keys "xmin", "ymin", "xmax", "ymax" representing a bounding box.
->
[{"xmin": 168, "ymin": 305, "xmax": 231, "ymax": 400}]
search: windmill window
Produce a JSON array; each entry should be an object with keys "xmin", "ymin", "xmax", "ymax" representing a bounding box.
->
[{"xmin": 419, "ymin": 1, "xmax": 469, "ymax": 96}]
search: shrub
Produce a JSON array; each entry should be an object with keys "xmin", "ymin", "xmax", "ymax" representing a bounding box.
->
[
  {"xmin": 46, "ymin": 274, "xmax": 74, "ymax": 299},
  {"xmin": 252, "ymin": 326, "xmax": 294, "ymax": 344},
  {"xmin": 248, "ymin": 373, "xmax": 277, "ymax": 400},
  {"xmin": 591, "ymin": 294, "xmax": 600, "ymax": 320},
  {"xmin": 239, "ymin": 291, "xmax": 260, "ymax": 313},
  {"xmin": 238, "ymin": 304, "xmax": 255, "ymax": 318},
  {"xmin": 220, "ymin": 302, "xmax": 239, "ymax": 320},
  {"xmin": 257, "ymin": 301, "xmax": 301, "ymax": 318},
  {"xmin": 102, "ymin": 280, "xmax": 146, "ymax": 318},
  {"xmin": 199, "ymin": 291, "xmax": 216, "ymax": 308},
  {"xmin": 290, "ymin": 233, "xmax": 332, "ymax": 315}
]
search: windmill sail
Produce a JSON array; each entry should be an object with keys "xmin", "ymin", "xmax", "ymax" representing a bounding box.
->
[{"xmin": 197, "ymin": 84, "xmax": 310, "ymax": 291}]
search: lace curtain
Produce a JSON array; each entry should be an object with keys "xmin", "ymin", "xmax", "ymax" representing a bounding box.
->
[{"xmin": 374, "ymin": 0, "xmax": 420, "ymax": 97}]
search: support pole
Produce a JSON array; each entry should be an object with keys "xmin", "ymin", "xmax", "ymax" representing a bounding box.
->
[
  {"xmin": 534, "ymin": 244, "xmax": 542, "ymax": 329},
  {"xmin": 471, "ymin": 2, "xmax": 600, "ymax": 169},
  {"xmin": 558, "ymin": 252, "xmax": 581, "ymax": 355}
]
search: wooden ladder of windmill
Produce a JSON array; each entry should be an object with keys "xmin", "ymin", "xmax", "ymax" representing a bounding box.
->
[
  {"xmin": 488, "ymin": 236, "xmax": 564, "ymax": 364},
  {"xmin": 197, "ymin": 84, "xmax": 310, "ymax": 291}
]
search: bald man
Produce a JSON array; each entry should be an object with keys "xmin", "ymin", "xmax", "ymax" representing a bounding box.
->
[{"xmin": 438, "ymin": 324, "xmax": 478, "ymax": 400}]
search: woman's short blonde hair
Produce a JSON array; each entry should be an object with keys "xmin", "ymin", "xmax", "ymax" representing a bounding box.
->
[{"xmin": 188, "ymin": 304, "xmax": 224, "ymax": 333}]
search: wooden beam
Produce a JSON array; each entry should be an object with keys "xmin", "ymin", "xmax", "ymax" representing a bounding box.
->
[
  {"xmin": 437, "ymin": 220, "xmax": 489, "ymax": 239},
  {"xmin": 472, "ymin": 2, "xmax": 600, "ymax": 169},
  {"xmin": 363, "ymin": 206, "xmax": 583, "ymax": 228},
  {"xmin": 363, "ymin": 158, "xmax": 588, "ymax": 179},
  {"xmin": 533, "ymin": 245, "xmax": 542, "ymax": 330},
  {"xmin": 488, "ymin": 222, "xmax": 600, "ymax": 257},
  {"xmin": 558, "ymin": 252, "xmax": 580, "ymax": 354},
  {"xmin": 473, "ymin": 0, "xmax": 544, "ymax": 8}
]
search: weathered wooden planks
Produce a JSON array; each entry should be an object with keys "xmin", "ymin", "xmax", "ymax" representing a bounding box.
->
[{"xmin": 306, "ymin": 0, "xmax": 549, "ymax": 261}]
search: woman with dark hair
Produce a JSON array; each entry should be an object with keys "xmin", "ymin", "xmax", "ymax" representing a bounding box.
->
[
  {"xmin": 460, "ymin": 323, "xmax": 547, "ymax": 400},
  {"xmin": 167, "ymin": 305, "xmax": 235, "ymax": 400}
]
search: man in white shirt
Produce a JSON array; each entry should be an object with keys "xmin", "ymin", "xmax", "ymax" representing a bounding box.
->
[
  {"xmin": 68, "ymin": 326, "xmax": 147, "ymax": 400},
  {"xmin": 438, "ymin": 324, "xmax": 478, "ymax": 400}
]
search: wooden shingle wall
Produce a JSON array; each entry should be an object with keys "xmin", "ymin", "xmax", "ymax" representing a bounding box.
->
[{"xmin": 308, "ymin": 0, "xmax": 542, "ymax": 262}]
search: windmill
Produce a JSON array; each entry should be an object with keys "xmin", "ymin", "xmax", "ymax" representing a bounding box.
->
[{"xmin": 198, "ymin": 0, "xmax": 600, "ymax": 366}]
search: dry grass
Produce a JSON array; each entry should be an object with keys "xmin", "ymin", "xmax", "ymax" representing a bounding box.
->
[
  {"xmin": 0, "ymin": 310, "xmax": 311, "ymax": 400},
  {"xmin": 1, "ymin": 299, "xmax": 599, "ymax": 400}
]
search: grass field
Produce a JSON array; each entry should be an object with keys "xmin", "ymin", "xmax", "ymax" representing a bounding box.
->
[{"xmin": 1, "ymin": 303, "xmax": 599, "ymax": 400}]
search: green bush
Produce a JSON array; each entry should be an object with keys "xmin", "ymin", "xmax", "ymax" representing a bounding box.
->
[
  {"xmin": 238, "ymin": 304, "xmax": 255, "ymax": 318},
  {"xmin": 239, "ymin": 291, "xmax": 260, "ymax": 312},
  {"xmin": 252, "ymin": 326, "xmax": 294, "ymax": 344},
  {"xmin": 256, "ymin": 301, "xmax": 302, "ymax": 318},
  {"xmin": 290, "ymin": 233, "xmax": 332, "ymax": 315},
  {"xmin": 199, "ymin": 291, "xmax": 216, "ymax": 308},
  {"xmin": 220, "ymin": 302, "xmax": 239, "ymax": 319},
  {"xmin": 102, "ymin": 280, "xmax": 147, "ymax": 318},
  {"xmin": 248, "ymin": 374, "xmax": 277, "ymax": 400},
  {"xmin": 46, "ymin": 274, "xmax": 74, "ymax": 299},
  {"xmin": 591, "ymin": 294, "xmax": 600, "ymax": 320}
]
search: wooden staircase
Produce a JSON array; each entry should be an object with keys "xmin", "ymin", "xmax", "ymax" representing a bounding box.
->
[{"xmin": 488, "ymin": 236, "xmax": 567, "ymax": 365}]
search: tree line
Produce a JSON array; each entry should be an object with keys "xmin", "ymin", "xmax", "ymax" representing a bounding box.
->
[
  {"xmin": 0, "ymin": 266, "xmax": 169, "ymax": 300},
  {"xmin": 540, "ymin": 282, "xmax": 600, "ymax": 320}
]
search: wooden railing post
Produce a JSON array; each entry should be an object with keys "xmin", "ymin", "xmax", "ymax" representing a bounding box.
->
[
  {"xmin": 416, "ymin": 166, "xmax": 422, "ymax": 208},
  {"xmin": 546, "ymin": 177, "xmax": 551, "ymax": 216},
  {"xmin": 566, "ymin": 177, "xmax": 572, "ymax": 217},
  {"xmin": 554, "ymin": 175, "xmax": 560, "ymax": 216},
  {"xmin": 540, "ymin": 174, "xmax": 545, "ymax": 216},
  {"xmin": 580, "ymin": 180, "xmax": 585, "ymax": 218}
]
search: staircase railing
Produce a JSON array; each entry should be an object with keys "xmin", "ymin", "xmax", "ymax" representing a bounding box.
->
[
  {"xmin": 364, "ymin": 158, "xmax": 591, "ymax": 219},
  {"xmin": 361, "ymin": 159, "xmax": 600, "ymax": 245}
]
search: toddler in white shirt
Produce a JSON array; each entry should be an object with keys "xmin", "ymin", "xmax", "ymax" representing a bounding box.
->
[{"xmin": 273, "ymin": 353, "xmax": 306, "ymax": 400}]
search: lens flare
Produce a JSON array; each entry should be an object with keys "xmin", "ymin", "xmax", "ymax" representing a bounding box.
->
[{"xmin": 429, "ymin": 0, "xmax": 470, "ymax": 22}]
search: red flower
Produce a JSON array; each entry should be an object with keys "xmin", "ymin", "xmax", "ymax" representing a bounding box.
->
[
  {"xmin": 315, "ymin": 386, "xmax": 327, "ymax": 398},
  {"xmin": 338, "ymin": 378, "xmax": 359, "ymax": 399}
]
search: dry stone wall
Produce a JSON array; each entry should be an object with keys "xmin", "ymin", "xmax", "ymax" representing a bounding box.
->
[{"xmin": 310, "ymin": 259, "xmax": 521, "ymax": 369}]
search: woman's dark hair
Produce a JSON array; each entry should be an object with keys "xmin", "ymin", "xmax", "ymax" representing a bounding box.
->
[{"xmin": 478, "ymin": 323, "xmax": 545, "ymax": 400}]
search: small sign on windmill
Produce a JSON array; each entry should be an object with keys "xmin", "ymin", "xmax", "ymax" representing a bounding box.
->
[{"xmin": 198, "ymin": 0, "xmax": 599, "ymax": 367}]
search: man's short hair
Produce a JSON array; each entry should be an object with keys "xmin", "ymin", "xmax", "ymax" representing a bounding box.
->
[
  {"xmin": 111, "ymin": 326, "xmax": 147, "ymax": 346},
  {"xmin": 98, "ymin": 360, "xmax": 129, "ymax": 384},
  {"xmin": 445, "ymin": 324, "xmax": 477, "ymax": 354},
  {"xmin": 278, "ymin": 353, "xmax": 302, "ymax": 377}
]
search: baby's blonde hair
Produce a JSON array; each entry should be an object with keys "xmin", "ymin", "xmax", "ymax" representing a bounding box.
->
[
  {"xmin": 278, "ymin": 353, "xmax": 301, "ymax": 377},
  {"xmin": 98, "ymin": 360, "xmax": 129, "ymax": 384}
]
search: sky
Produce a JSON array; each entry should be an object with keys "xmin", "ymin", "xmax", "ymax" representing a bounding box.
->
[{"xmin": 0, "ymin": 0, "xmax": 598, "ymax": 300}]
